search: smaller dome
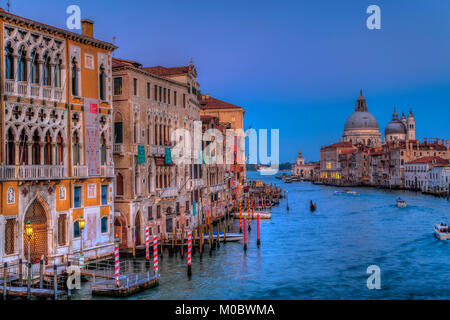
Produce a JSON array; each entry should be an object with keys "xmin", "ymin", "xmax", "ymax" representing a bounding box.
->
[{"xmin": 385, "ymin": 119, "xmax": 407, "ymax": 135}]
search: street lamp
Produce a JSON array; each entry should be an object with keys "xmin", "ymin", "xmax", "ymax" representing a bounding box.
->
[
  {"xmin": 79, "ymin": 215, "xmax": 85, "ymax": 268},
  {"xmin": 25, "ymin": 220, "xmax": 33, "ymax": 300}
]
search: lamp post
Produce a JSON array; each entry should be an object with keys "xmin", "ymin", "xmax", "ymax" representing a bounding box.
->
[
  {"xmin": 79, "ymin": 215, "xmax": 85, "ymax": 268},
  {"xmin": 25, "ymin": 221, "xmax": 33, "ymax": 300}
]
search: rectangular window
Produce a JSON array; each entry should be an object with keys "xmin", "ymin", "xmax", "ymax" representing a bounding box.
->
[
  {"xmin": 74, "ymin": 186, "xmax": 82, "ymax": 208},
  {"xmin": 133, "ymin": 78, "xmax": 138, "ymax": 96},
  {"xmin": 101, "ymin": 185, "xmax": 108, "ymax": 205},
  {"xmin": 168, "ymin": 89, "xmax": 171, "ymax": 104},
  {"xmin": 174, "ymin": 91, "xmax": 177, "ymax": 106},
  {"xmin": 157, "ymin": 205, "xmax": 161, "ymax": 219},
  {"xmin": 148, "ymin": 206, "xmax": 153, "ymax": 220},
  {"xmin": 154, "ymin": 85, "xmax": 158, "ymax": 100},
  {"xmin": 114, "ymin": 77, "xmax": 123, "ymax": 95},
  {"xmin": 159, "ymin": 87, "xmax": 162, "ymax": 102},
  {"xmin": 114, "ymin": 122, "xmax": 123, "ymax": 143},
  {"xmin": 183, "ymin": 94, "xmax": 186, "ymax": 107},
  {"xmin": 5, "ymin": 219, "xmax": 16, "ymax": 255},
  {"xmin": 163, "ymin": 88, "xmax": 166, "ymax": 103},
  {"xmin": 147, "ymin": 82, "xmax": 151, "ymax": 99},
  {"xmin": 58, "ymin": 215, "xmax": 67, "ymax": 246}
]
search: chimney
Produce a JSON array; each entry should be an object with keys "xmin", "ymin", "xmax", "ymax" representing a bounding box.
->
[
  {"xmin": 81, "ymin": 19, "xmax": 94, "ymax": 38},
  {"xmin": 447, "ymin": 140, "xmax": 449, "ymax": 151}
]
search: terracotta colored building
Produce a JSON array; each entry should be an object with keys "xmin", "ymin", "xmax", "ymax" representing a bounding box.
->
[{"xmin": 0, "ymin": 10, "xmax": 117, "ymax": 265}]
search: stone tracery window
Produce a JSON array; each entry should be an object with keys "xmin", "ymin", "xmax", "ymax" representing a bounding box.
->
[
  {"xmin": 6, "ymin": 128, "xmax": 15, "ymax": 165},
  {"xmin": 99, "ymin": 64, "xmax": 106, "ymax": 101},
  {"xmin": 71, "ymin": 58, "xmax": 79, "ymax": 96},
  {"xmin": 5, "ymin": 42, "xmax": 14, "ymax": 80},
  {"xmin": 43, "ymin": 52, "xmax": 52, "ymax": 86},
  {"xmin": 18, "ymin": 45, "xmax": 27, "ymax": 82},
  {"xmin": 54, "ymin": 55, "xmax": 62, "ymax": 88}
]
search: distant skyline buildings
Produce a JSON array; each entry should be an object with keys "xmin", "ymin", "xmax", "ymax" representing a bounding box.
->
[{"xmin": 8, "ymin": 0, "xmax": 450, "ymax": 162}]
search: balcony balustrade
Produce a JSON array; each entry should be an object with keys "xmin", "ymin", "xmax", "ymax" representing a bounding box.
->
[
  {"xmin": 0, "ymin": 165, "xmax": 65, "ymax": 180},
  {"xmin": 113, "ymin": 144, "xmax": 124, "ymax": 155},
  {"xmin": 72, "ymin": 165, "xmax": 89, "ymax": 179},
  {"xmin": 4, "ymin": 80, "xmax": 65, "ymax": 103},
  {"xmin": 101, "ymin": 165, "xmax": 115, "ymax": 178},
  {"xmin": 160, "ymin": 187, "xmax": 178, "ymax": 199}
]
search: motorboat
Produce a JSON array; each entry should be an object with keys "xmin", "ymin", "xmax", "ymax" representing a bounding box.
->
[
  {"xmin": 310, "ymin": 201, "xmax": 317, "ymax": 212},
  {"xmin": 434, "ymin": 223, "xmax": 450, "ymax": 240},
  {"xmin": 396, "ymin": 198, "xmax": 407, "ymax": 208},
  {"xmin": 344, "ymin": 189, "xmax": 359, "ymax": 196},
  {"xmin": 233, "ymin": 212, "xmax": 271, "ymax": 219},
  {"xmin": 202, "ymin": 232, "xmax": 244, "ymax": 242}
]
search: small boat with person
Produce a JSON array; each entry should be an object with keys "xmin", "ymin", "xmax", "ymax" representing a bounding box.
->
[
  {"xmin": 344, "ymin": 189, "xmax": 359, "ymax": 196},
  {"xmin": 310, "ymin": 200, "xmax": 317, "ymax": 212},
  {"xmin": 434, "ymin": 223, "xmax": 450, "ymax": 240},
  {"xmin": 396, "ymin": 198, "xmax": 407, "ymax": 208}
]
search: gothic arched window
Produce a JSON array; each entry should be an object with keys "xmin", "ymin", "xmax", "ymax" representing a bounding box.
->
[
  {"xmin": 18, "ymin": 46, "xmax": 27, "ymax": 82},
  {"xmin": 32, "ymin": 130, "xmax": 40, "ymax": 165},
  {"xmin": 99, "ymin": 64, "xmax": 106, "ymax": 101},
  {"xmin": 72, "ymin": 131, "xmax": 81, "ymax": 165},
  {"xmin": 18, "ymin": 130, "xmax": 28, "ymax": 165},
  {"xmin": 5, "ymin": 43, "xmax": 14, "ymax": 80},
  {"xmin": 31, "ymin": 49, "xmax": 40, "ymax": 84},
  {"xmin": 116, "ymin": 173, "xmax": 124, "ymax": 196},
  {"xmin": 71, "ymin": 58, "xmax": 79, "ymax": 96},
  {"xmin": 43, "ymin": 52, "xmax": 51, "ymax": 86},
  {"xmin": 56, "ymin": 132, "xmax": 64, "ymax": 165},
  {"xmin": 100, "ymin": 133, "xmax": 107, "ymax": 165},
  {"xmin": 54, "ymin": 55, "xmax": 62, "ymax": 88},
  {"xmin": 6, "ymin": 128, "xmax": 15, "ymax": 165},
  {"xmin": 44, "ymin": 132, "xmax": 52, "ymax": 165}
]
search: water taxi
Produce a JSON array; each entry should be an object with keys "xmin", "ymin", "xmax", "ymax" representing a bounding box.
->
[
  {"xmin": 344, "ymin": 189, "xmax": 359, "ymax": 196},
  {"xmin": 396, "ymin": 198, "xmax": 407, "ymax": 208},
  {"xmin": 434, "ymin": 223, "xmax": 450, "ymax": 240}
]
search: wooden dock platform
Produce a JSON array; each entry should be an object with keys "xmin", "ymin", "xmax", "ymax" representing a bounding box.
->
[
  {"xmin": 92, "ymin": 274, "xmax": 158, "ymax": 297},
  {"xmin": 0, "ymin": 286, "xmax": 63, "ymax": 299}
]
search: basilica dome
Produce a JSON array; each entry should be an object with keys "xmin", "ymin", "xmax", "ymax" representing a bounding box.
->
[{"xmin": 344, "ymin": 112, "xmax": 379, "ymax": 131}]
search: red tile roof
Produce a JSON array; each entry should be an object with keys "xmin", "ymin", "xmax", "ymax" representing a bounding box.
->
[
  {"xmin": 112, "ymin": 57, "xmax": 142, "ymax": 68},
  {"xmin": 143, "ymin": 66, "xmax": 193, "ymax": 77},
  {"xmin": 406, "ymin": 156, "xmax": 449, "ymax": 165},
  {"xmin": 200, "ymin": 96, "xmax": 243, "ymax": 110}
]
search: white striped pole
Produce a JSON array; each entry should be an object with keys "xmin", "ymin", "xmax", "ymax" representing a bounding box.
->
[
  {"xmin": 187, "ymin": 231, "xmax": 192, "ymax": 277},
  {"xmin": 145, "ymin": 227, "xmax": 150, "ymax": 261},
  {"xmin": 153, "ymin": 235, "xmax": 159, "ymax": 277},
  {"xmin": 114, "ymin": 237, "xmax": 120, "ymax": 287}
]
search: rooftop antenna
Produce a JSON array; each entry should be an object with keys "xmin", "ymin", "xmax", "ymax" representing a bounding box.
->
[
  {"xmin": 7, "ymin": 0, "xmax": 10, "ymax": 12},
  {"xmin": 112, "ymin": 36, "xmax": 116, "ymax": 56}
]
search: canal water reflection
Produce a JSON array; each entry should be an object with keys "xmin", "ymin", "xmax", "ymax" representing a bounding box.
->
[{"xmin": 77, "ymin": 172, "xmax": 450, "ymax": 300}]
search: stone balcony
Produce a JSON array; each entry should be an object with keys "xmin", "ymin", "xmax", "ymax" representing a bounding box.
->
[
  {"xmin": 160, "ymin": 187, "xmax": 178, "ymax": 199},
  {"xmin": 0, "ymin": 165, "xmax": 66, "ymax": 181},
  {"xmin": 210, "ymin": 184, "xmax": 226, "ymax": 193},
  {"xmin": 72, "ymin": 165, "xmax": 89, "ymax": 179},
  {"xmin": 113, "ymin": 144, "xmax": 124, "ymax": 155},
  {"xmin": 101, "ymin": 165, "xmax": 115, "ymax": 178},
  {"xmin": 6, "ymin": 80, "xmax": 65, "ymax": 102}
]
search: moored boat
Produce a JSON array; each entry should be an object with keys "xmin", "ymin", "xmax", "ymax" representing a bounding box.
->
[
  {"xmin": 396, "ymin": 198, "xmax": 407, "ymax": 208},
  {"xmin": 202, "ymin": 232, "xmax": 244, "ymax": 242},
  {"xmin": 233, "ymin": 212, "xmax": 271, "ymax": 219},
  {"xmin": 434, "ymin": 223, "xmax": 450, "ymax": 240}
]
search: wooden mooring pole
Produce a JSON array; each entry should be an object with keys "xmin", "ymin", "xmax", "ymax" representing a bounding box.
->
[
  {"xmin": 67, "ymin": 261, "xmax": 72, "ymax": 300},
  {"xmin": 3, "ymin": 262, "xmax": 7, "ymax": 300},
  {"xmin": 53, "ymin": 265, "xmax": 58, "ymax": 301},
  {"xmin": 39, "ymin": 258, "xmax": 44, "ymax": 289},
  {"xmin": 18, "ymin": 259, "xmax": 23, "ymax": 287},
  {"xmin": 243, "ymin": 218, "xmax": 247, "ymax": 252}
]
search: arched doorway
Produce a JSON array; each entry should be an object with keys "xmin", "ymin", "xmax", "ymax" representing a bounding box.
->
[
  {"xmin": 135, "ymin": 211, "xmax": 142, "ymax": 246},
  {"xmin": 24, "ymin": 200, "xmax": 48, "ymax": 264},
  {"xmin": 114, "ymin": 216, "xmax": 127, "ymax": 248}
]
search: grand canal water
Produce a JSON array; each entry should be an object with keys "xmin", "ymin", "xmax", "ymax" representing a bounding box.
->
[{"xmin": 77, "ymin": 172, "xmax": 450, "ymax": 300}]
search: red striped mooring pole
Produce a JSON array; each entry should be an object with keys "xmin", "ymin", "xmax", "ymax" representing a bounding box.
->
[
  {"xmin": 153, "ymin": 235, "xmax": 159, "ymax": 276},
  {"xmin": 257, "ymin": 213, "xmax": 261, "ymax": 247},
  {"xmin": 243, "ymin": 218, "xmax": 247, "ymax": 252},
  {"xmin": 145, "ymin": 226, "xmax": 150, "ymax": 261},
  {"xmin": 187, "ymin": 231, "xmax": 192, "ymax": 277},
  {"xmin": 248, "ymin": 199, "xmax": 251, "ymax": 231},
  {"xmin": 114, "ymin": 237, "xmax": 120, "ymax": 288}
]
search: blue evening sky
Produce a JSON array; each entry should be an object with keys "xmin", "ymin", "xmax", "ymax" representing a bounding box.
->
[{"xmin": 8, "ymin": 0, "xmax": 450, "ymax": 162}]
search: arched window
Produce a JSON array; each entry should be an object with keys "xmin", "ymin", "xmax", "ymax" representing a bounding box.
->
[
  {"xmin": 18, "ymin": 130, "xmax": 28, "ymax": 165},
  {"xmin": 6, "ymin": 128, "xmax": 15, "ymax": 165},
  {"xmin": 99, "ymin": 64, "xmax": 106, "ymax": 101},
  {"xmin": 44, "ymin": 132, "xmax": 52, "ymax": 165},
  {"xmin": 133, "ymin": 112, "xmax": 138, "ymax": 143},
  {"xmin": 18, "ymin": 46, "xmax": 27, "ymax": 82},
  {"xmin": 100, "ymin": 133, "xmax": 107, "ymax": 165},
  {"xmin": 116, "ymin": 173, "xmax": 124, "ymax": 196},
  {"xmin": 56, "ymin": 132, "xmax": 64, "ymax": 165},
  {"xmin": 72, "ymin": 131, "xmax": 81, "ymax": 165},
  {"xmin": 31, "ymin": 49, "xmax": 40, "ymax": 84},
  {"xmin": 43, "ymin": 52, "xmax": 51, "ymax": 86},
  {"xmin": 54, "ymin": 55, "xmax": 62, "ymax": 88},
  {"xmin": 5, "ymin": 43, "xmax": 14, "ymax": 80},
  {"xmin": 32, "ymin": 130, "xmax": 40, "ymax": 165},
  {"xmin": 71, "ymin": 58, "xmax": 79, "ymax": 96}
]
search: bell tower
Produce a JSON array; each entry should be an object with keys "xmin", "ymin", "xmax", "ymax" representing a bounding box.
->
[{"xmin": 407, "ymin": 109, "xmax": 415, "ymax": 141}]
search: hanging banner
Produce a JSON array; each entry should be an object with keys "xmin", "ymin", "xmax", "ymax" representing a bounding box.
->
[
  {"xmin": 138, "ymin": 145, "xmax": 146, "ymax": 164},
  {"xmin": 84, "ymin": 98, "xmax": 101, "ymax": 176},
  {"xmin": 165, "ymin": 147, "xmax": 172, "ymax": 165},
  {"xmin": 193, "ymin": 201, "xmax": 197, "ymax": 216}
]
